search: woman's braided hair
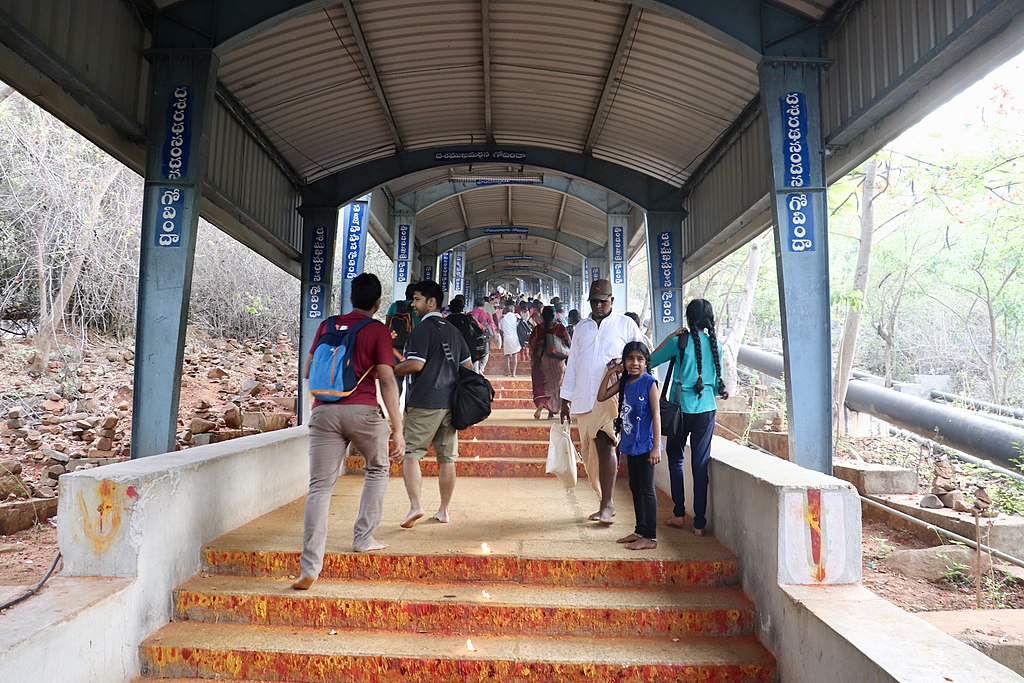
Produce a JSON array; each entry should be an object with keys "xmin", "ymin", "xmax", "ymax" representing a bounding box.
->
[
  {"xmin": 614, "ymin": 341, "xmax": 651, "ymax": 435},
  {"xmin": 685, "ymin": 299, "xmax": 729, "ymax": 400}
]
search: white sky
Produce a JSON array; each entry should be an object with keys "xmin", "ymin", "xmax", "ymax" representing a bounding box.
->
[{"xmin": 888, "ymin": 49, "xmax": 1024, "ymax": 152}]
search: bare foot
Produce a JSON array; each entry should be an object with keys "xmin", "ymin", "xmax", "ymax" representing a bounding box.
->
[
  {"xmin": 291, "ymin": 576, "xmax": 315, "ymax": 590},
  {"xmin": 588, "ymin": 509, "xmax": 616, "ymax": 521},
  {"xmin": 401, "ymin": 510, "xmax": 424, "ymax": 528},
  {"xmin": 597, "ymin": 508, "xmax": 615, "ymax": 525},
  {"xmin": 666, "ymin": 516, "xmax": 686, "ymax": 528},
  {"xmin": 693, "ymin": 528, "xmax": 705, "ymax": 537},
  {"xmin": 353, "ymin": 539, "xmax": 388, "ymax": 552},
  {"xmin": 432, "ymin": 510, "xmax": 450, "ymax": 523},
  {"xmin": 626, "ymin": 538, "xmax": 657, "ymax": 550},
  {"xmin": 617, "ymin": 533, "xmax": 641, "ymax": 544}
]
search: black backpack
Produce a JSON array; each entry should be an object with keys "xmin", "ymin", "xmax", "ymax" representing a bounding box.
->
[
  {"xmin": 516, "ymin": 317, "xmax": 531, "ymax": 345},
  {"xmin": 448, "ymin": 313, "xmax": 488, "ymax": 363},
  {"xmin": 388, "ymin": 300, "xmax": 413, "ymax": 351},
  {"xmin": 441, "ymin": 342, "xmax": 494, "ymax": 429}
]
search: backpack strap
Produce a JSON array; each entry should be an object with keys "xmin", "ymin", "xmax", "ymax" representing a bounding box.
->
[{"xmin": 440, "ymin": 341, "xmax": 457, "ymax": 367}]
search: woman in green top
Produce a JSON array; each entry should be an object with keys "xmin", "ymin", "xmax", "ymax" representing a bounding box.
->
[{"xmin": 650, "ymin": 299, "xmax": 728, "ymax": 536}]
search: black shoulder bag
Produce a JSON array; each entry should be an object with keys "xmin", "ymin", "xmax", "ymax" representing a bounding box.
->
[
  {"xmin": 441, "ymin": 341, "xmax": 495, "ymax": 430},
  {"xmin": 660, "ymin": 333, "xmax": 685, "ymax": 439}
]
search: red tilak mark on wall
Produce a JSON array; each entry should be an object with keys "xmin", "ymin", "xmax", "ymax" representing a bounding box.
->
[
  {"xmin": 806, "ymin": 489, "xmax": 826, "ymax": 582},
  {"xmin": 126, "ymin": 486, "xmax": 139, "ymax": 499}
]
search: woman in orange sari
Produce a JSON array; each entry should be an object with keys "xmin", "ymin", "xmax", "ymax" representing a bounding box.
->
[{"xmin": 528, "ymin": 306, "xmax": 571, "ymax": 419}]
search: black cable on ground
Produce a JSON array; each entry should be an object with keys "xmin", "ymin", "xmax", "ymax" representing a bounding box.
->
[{"xmin": 0, "ymin": 551, "xmax": 62, "ymax": 611}]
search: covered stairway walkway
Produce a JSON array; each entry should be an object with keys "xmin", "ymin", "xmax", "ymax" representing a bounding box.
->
[{"xmin": 136, "ymin": 381, "xmax": 776, "ymax": 681}]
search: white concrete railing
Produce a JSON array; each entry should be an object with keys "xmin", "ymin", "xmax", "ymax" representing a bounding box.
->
[
  {"xmin": 708, "ymin": 437, "xmax": 1021, "ymax": 683},
  {"xmin": 2, "ymin": 427, "xmax": 309, "ymax": 683}
]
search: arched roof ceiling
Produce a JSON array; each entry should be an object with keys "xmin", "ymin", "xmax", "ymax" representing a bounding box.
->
[
  {"xmin": 157, "ymin": 0, "xmax": 834, "ymax": 199},
  {"xmin": 414, "ymin": 184, "xmax": 608, "ymax": 252}
]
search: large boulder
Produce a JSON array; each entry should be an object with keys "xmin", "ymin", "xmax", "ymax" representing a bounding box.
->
[{"xmin": 884, "ymin": 544, "xmax": 992, "ymax": 581}]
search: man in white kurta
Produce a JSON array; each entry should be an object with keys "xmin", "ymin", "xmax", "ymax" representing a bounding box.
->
[{"xmin": 559, "ymin": 279, "xmax": 647, "ymax": 524}]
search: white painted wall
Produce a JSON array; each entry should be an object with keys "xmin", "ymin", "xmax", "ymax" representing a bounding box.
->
[{"xmin": 3, "ymin": 427, "xmax": 310, "ymax": 683}]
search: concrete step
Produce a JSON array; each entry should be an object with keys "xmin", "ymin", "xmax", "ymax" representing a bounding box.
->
[
  {"xmin": 488, "ymin": 388, "xmax": 532, "ymax": 399},
  {"xmin": 345, "ymin": 454, "xmax": 581, "ymax": 478},
  {"xmin": 413, "ymin": 439, "xmax": 550, "ymax": 459},
  {"xmin": 174, "ymin": 575, "xmax": 756, "ymax": 637},
  {"xmin": 484, "ymin": 377, "xmax": 531, "ymax": 391},
  {"xmin": 459, "ymin": 421, "xmax": 579, "ymax": 442},
  {"xmin": 202, "ymin": 547, "xmax": 738, "ymax": 590},
  {"xmin": 140, "ymin": 622, "xmax": 775, "ymax": 682},
  {"xmin": 490, "ymin": 398, "xmax": 536, "ymax": 409}
]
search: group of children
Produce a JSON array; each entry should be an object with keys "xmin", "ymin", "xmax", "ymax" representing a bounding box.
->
[{"xmin": 596, "ymin": 298, "xmax": 728, "ymax": 551}]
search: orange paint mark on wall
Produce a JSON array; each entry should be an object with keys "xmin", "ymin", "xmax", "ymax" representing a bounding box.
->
[
  {"xmin": 78, "ymin": 479, "xmax": 126, "ymax": 554},
  {"xmin": 805, "ymin": 489, "xmax": 826, "ymax": 582}
]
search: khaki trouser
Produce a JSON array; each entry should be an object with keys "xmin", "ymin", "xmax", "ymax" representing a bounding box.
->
[
  {"xmin": 300, "ymin": 403, "xmax": 390, "ymax": 578},
  {"xmin": 574, "ymin": 398, "xmax": 620, "ymax": 499}
]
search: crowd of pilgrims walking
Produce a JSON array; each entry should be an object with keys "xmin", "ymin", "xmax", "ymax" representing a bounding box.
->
[{"xmin": 292, "ymin": 273, "xmax": 727, "ymax": 590}]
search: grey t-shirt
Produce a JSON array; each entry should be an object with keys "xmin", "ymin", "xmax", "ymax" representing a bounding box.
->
[{"xmin": 404, "ymin": 313, "xmax": 472, "ymax": 409}]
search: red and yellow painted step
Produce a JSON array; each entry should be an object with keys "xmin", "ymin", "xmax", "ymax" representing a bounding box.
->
[
  {"xmin": 172, "ymin": 575, "xmax": 755, "ymax": 638},
  {"xmin": 201, "ymin": 547, "xmax": 740, "ymax": 589},
  {"xmin": 140, "ymin": 624, "xmax": 775, "ymax": 682},
  {"xmin": 345, "ymin": 454, "xmax": 580, "ymax": 478}
]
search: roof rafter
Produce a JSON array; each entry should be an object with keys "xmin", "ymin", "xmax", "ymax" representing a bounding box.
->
[
  {"xmin": 584, "ymin": 5, "xmax": 641, "ymax": 155},
  {"xmin": 481, "ymin": 0, "xmax": 494, "ymax": 144},
  {"xmin": 340, "ymin": 0, "xmax": 403, "ymax": 150}
]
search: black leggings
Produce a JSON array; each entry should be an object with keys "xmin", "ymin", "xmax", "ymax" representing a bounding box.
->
[{"xmin": 626, "ymin": 455, "xmax": 657, "ymax": 540}]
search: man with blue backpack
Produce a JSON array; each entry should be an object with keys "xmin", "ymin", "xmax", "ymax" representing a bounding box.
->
[{"xmin": 292, "ymin": 273, "xmax": 404, "ymax": 591}]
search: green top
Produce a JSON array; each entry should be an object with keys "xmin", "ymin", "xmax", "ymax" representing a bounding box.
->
[{"xmin": 650, "ymin": 331, "xmax": 722, "ymax": 414}]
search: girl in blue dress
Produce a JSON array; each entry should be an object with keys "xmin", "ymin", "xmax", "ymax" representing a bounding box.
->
[{"xmin": 596, "ymin": 341, "xmax": 662, "ymax": 550}]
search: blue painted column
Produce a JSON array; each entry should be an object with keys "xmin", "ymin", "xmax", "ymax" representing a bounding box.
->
[
  {"xmin": 450, "ymin": 248, "xmax": 466, "ymax": 300},
  {"xmin": 607, "ymin": 213, "xmax": 629, "ymax": 304},
  {"xmin": 646, "ymin": 211, "xmax": 685, "ymax": 347},
  {"xmin": 338, "ymin": 201, "xmax": 370, "ymax": 315},
  {"xmin": 131, "ymin": 51, "xmax": 218, "ymax": 459},
  {"xmin": 438, "ymin": 251, "xmax": 452, "ymax": 302},
  {"xmin": 391, "ymin": 209, "xmax": 415, "ymax": 306},
  {"xmin": 760, "ymin": 55, "xmax": 833, "ymax": 474},
  {"xmin": 297, "ymin": 207, "xmax": 339, "ymax": 424},
  {"xmin": 421, "ymin": 251, "xmax": 436, "ymax": 283}
]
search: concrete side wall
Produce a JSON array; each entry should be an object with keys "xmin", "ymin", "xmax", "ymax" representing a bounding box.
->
[
  {"xmin": 710, "ymin": 437, "xmax": 1023, "ymax": 683},
  {"xmin": 42, "ymin": 427, "xmax": 310, "ymax": 682}
]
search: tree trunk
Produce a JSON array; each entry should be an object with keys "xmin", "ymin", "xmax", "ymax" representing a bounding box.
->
[
  {"xmin": 833, "ymin": 160, "xmax": 878, "ymax": 433},
  {"xmin": 722, "ymin": 235, "xmax": 764, "ymax": 396},
  {"xmin": 33, "ymin": 163, "xmax": 122, "ymax": 369}
]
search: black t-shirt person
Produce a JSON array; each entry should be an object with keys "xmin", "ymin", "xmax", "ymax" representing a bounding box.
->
[{"xmin": 403, "ymin": 312, "xmax": 472, "ymax": 409}]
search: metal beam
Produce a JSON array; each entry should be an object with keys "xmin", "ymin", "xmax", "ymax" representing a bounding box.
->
[
  {"xmin": 481, "ymin": 0, "xmax": 494, "ymax": 143},
  {"xmin": 340, "ymin": 0, "xmax": 403, "ymax": 150},
  {"xmin": 469, "ymin": 255, "xmax": 581, "ymax": 278},
  {"xmin": 585, "ymin": 5, "xmax": 641, "ymax": 155},
  {"xmin": 424, "ymin": 226, "xmax": 604, "ymax": 258},
  {"xmin": 406, "ymin": 175, "xmax": 615, "ymax": 214},
  {"xmin": 303, "ymin": 145, "xmax": 686, "ymax": 212}
]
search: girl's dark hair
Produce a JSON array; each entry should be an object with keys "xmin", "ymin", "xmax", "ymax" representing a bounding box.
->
[
  {"xmin": 541, "ymin": 305, "xmax": 555, "ymax": 324},
  {"xmin": 684, "ymin": 299, "xmax": 728, "ymax": 400},
  {"xmin": 614, "ymin": 341, "xmax": 651, "ymax": 435}
]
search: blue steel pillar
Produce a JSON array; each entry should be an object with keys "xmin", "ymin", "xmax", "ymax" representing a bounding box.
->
[
  {"xmin": 338, "ymin": 201, "xmax": 369, "ymax": 315},
  {"xmin": 438, "ymin": 251, "xmax": 452, "ymax": 302},
  {"xmin": 131, "ymin": 51, "xmax": 218, "ymax": 458},
  {"xmin": 646, "ymin": 211, "xmax": 685, "ymax": 347},
  {"xmin": 607, "ymin": 213, "xmax": 628, "ymax": 304},
  {"xmin": 450, "ymin": 248, "xmax": 467, "ymax": 299},
  {"xmin": 421, "ymin": 250, "xmax": 436, "ymax": 283},
  {"xmin": 392, "ymin": 208, "xmax": 415, "ymax": 306},
  {"xmin": 297, "ymin": 207, "xmax": 339, "ymax": 424},
  {"xmin": 760, "ymin": 55, "xmax": 833, "ymax": 474}
]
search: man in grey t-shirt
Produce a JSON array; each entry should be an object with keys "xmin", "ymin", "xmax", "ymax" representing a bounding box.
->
[{"xmin": 394, "ymin": 280, "xmax": 472, "ymax": 528}]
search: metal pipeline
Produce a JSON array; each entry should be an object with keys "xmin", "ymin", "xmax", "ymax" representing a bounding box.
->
[
  {"xmin": 737, "ymin": 345, "xmax": 1024, "ymax": 470},
  {"xmin": 929, "ymin": 389, "xmax": 1024, "ymax": 423}
]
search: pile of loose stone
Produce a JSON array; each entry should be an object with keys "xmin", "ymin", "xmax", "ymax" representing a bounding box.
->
[{"xmin": 176, "ymin": 334, "xmax": 298, "ymax": 448}]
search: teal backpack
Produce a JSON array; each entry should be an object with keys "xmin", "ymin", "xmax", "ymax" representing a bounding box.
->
[{"xmin": 308, "ymin": 317, "xmax": 375, "ymax": 401}]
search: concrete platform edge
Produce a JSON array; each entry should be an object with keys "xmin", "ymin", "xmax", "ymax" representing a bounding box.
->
[{"xmin": 7, "ymin": 427, "xmax": 310, "ymax": 683}]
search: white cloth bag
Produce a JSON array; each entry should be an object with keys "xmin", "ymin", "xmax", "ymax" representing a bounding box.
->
[{"xmin": 545, "ymin": 422, "xmax": 579, "ymax": 488}]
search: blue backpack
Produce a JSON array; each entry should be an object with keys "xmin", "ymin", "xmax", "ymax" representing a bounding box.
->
[{"xmin": 308, "ymin": 316, "xmax": 375, "ymax": 402}]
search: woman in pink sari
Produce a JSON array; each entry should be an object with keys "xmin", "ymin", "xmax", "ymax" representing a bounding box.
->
[{"xmin": 528, "ymin": 306, "xmax": 571, "ymax": 419}]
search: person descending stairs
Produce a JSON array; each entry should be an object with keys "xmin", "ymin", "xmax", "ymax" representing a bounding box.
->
[{"xmin": 136, "ymin": 364, "xmax": 776, "ymax": 682}]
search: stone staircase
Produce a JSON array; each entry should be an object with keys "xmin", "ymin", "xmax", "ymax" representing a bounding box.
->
[{"xmin": 136, "ymin": 374, "xmax": 776, "ymax": 682}]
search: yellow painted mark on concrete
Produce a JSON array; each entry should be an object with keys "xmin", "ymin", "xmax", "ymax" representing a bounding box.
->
[{"xmin": 78, "ymin": 479, "xmax": 126, "ymax": 554}]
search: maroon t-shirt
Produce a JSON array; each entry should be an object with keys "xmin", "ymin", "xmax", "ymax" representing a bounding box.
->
[{"xmin": 309, "ymin": 312, "xmax": 394, "ymax": 408}]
